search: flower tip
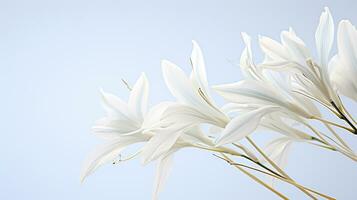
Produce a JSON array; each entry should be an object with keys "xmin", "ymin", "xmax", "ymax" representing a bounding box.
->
[
  {"xmin": 323, "ymin": 6, "xmax": 330, "ymax": 13},
  {"xmin": 79, "ymin": 171, "xmax": 88, "ymax": 184}
]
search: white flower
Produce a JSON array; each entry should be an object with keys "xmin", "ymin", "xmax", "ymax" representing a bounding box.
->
[
  {"xmin": 329, "ymin": 20, "xmax": 357, "ymax": 101},
  {"xmin": 258, "ymin": 8, "xmax": 344, "ymax": 109},
  {"xmin": 161, "ymin": 41, "xmax": 229, "ymax": 128},
  {"xmin": 81, "ymin": 73, "xmax": 149, "ymax": 181},
  {"xmin": 81, "ymin": 74, "xmax": 180, "ymax": 200},
  {"xmin": 214, "ymin": 33, "xmax": 319, "ymax": 146}
]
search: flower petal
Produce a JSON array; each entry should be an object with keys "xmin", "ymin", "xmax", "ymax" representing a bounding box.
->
[
  {"xmin": 216, "ymin": 106, "xmax": 279, "ymax": 146},
  {"xmin": 152, "ymin": 153, "xmax": 174, "ymax": 200},
  {"xmin": 100, "ymin": 89, "xmax": 137, "ymax": 122},
  {"xmin": 161, "ymin": 60, "xmax": 203, "ymax": 108},
  {"xmin": 191, "ymin": 40, "xmax": 211, "ymax": 97},
  {"xmin": 281, "ymin": 29, "xmax": 310, "ymax": 65},
  {"xmin": 213, "ymin": 80, "xmax": 285, "ymax": 107},
  {"xmin": 141, "ymin": 127, "xmax": 182, "ymax": 165},
  {"xmin": 315, "ymin": 7, "xmax": 334, "ymax": 67},
  {"xmin": 80, "ymin": 136, "xmax": 144, "ymax": 182},
  {"xmin": 264, "ymin": 137, "xmax": 293, "ymax": 169},
  {"xmin": 142, "ymin": 102, "xmax": 174, "ymax": 129},
  {"xmin": 259, "ymin": 35, "xmax": 290, "ymax": 61},
  {"xmin": 128, "ymin": 73, "xmax": 149, "ymax": 121},
  {"xmin": 329, "ymin": 20, "xmax": 357, "ymax": 101}
]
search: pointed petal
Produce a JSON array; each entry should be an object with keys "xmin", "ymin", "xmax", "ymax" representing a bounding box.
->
[
  {"xmin": 264, "ymin": 137, "xmax": 293, "ymax": 169},
  {"xmin": 259, "ymin": 35, "xmax": 290, "ymax": 61},
  {"xmin": 141, "ymin": 127, "xmax": 181, "ymax": 165},
  {"xmin": 240, "ymin": 32, "xmax": 262, "ymax": 80},
  {"xmin": 329, "ymin": 20, "xmax": 357, "ymax": 101},
  {"xmin": 152, "ymin": 153, "xmax": 174, "ymax": 200},
  {"xmin": 100, "ymin": 89, "xmax": 137, "ymax": 122},
  {"xmin": 129, "ymin": 73, "xmax": 149, "ymax": 120},
  {"xmin": 281, "ymin": 30, "xmax": 310, "ymax": 65},
  {"xmin": 92, "ymin": 118, "xmax": 142, "ymax": 139},
  {"xmin": 142, "ymin": 102, "xmax": 174, "ymax": 130},
  {"xmin": 162, "ymin": 104, "xmax": 224, "ymax": 128},
  {"xmin": 191, "ymin": 41, "xmax": 211, "ymax": 97},
  {"xmin": 161, "ymin": 60, "xmax": 203, "ymax": 108},
  {"xmin": 337, "ymin": 20, "xmax": 357, "ymax": 65},
  {"xmin": 216, "ymin": 106, "xmax": 279, "ymax": 146},
  {"xmin": 315, "ymin": 7, "xmax": 334, "ymax": 67},
  {"xmin": 80, "ymin": 136, "xmax": 144, "ymax": 182},
  {"xmin": 162, "ymin": 60, "xmax": 228, "ymax": 124},
  {"xmin": 213, "ymin": 80, "xmax": 285, "ymax": 107}
]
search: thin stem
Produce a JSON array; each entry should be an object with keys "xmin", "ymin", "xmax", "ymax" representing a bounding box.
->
[
  {"xmin": 216, "ymin": 155, "xmax": 335, "ymax": 200},
  {"xmin": 331, "ymin": 101, "xmax": 357, "ymax": 134},
  {"xmin": 246, "ymin": 136, "xmax": 318, "ymax": 200},
  {"xmin": 312, "ymin": 116, "xmax": 355, "ymax": 133},
  {"xmin": 219, "ymin": 154, "xmax": 289, "ymax": 200},
  {"xmin": 293, "ymin": 90, "xmax": 340, "ymax": 116},
  {"xmin": 340, "ymin": 99, "xmax": 356, "ymax": 124},
  {"xmin": 193, "ymin": 145, "xmax": 242, "ymax": 157},
  {"xmin": 240, "ymin": 155, "xmax": 285, "ymax": 179},
  {"xmin": 323, "ymin": 123, "xmax": 353, "ymax": 152}
]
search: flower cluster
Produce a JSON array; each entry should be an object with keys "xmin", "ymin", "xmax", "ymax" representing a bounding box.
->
[{"xmin": 81, "ymin": 7, "xmax": 356, "ymax": 200}]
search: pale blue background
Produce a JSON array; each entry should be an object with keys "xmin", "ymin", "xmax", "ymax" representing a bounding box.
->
[{"xmin": 1, "ymin": 0, "xmax": 357, "ymax": 199}]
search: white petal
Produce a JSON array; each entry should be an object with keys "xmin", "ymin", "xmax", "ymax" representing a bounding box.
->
[
  {"xmin": 213, "ymin": 80, "xmax": 285, "ymax": 107},
  {"xmin": 315, "ymin": 7, "xmax": 334, "ymax": 67},
  {"xmin": 142, "ymin": 102, "xmax": 174, "ymax": 130},
  {"xmin": 259, "ymin": 35, "xmax": 290, "ymax": 61},
  {"xmin": 329, "ymin": 55, "xmax": 357, "ymax": 100},
  {"xmin": 281, "ymin": 30, "xmax": 310, "ymax": 65},
  {"xmin": 100, "ymin": 89, "xmax": 137, "ymax": 122},
  {"xmin": 240, "ymin": 32, "xmax": 264, "ymax": 80},
  {"xmin": 141, "ymin": 127, "xmax": 182, "ymax": 165},
  {"xmin": 337, "ymin": 20, "xmax": 357, "ymax": 66},
  {"xmin": 264, "ymin": 137, "xmax": 293, "ymax": 169},
  {"xmin": 329, "ymin": 20, "xmax": 357, "ymax": 101},
  {"xmin": 152, "ymin": 153, "xmax": 174, "ymax": 200},
  {"xmin": 216, "ymin": 106, "xmax": 279, "ymax": 146},
  {"xmin": 128, "ymin": 73, "xmax": 149, "ymax": 121},
  {"xmin": 191, "ymin": 40, "xmax": 211, "ymax": 97},
  {"xmin": 161, "ymin": 60, "xmax": 203, "ymax": 108},
  {"xmin": 162, "ymin": 60, "xmax": 228, "ymax": 124},
  {"xmin": 162, "ymin": 104, "xmax": 224, "ymax": 128},
  {"xmin": 80, "ymin": 136, "xmax": 144, "ymax": 182},
  {"xmin": 92, "ymin": 118, "xmax": 142, "ymax": 139}
]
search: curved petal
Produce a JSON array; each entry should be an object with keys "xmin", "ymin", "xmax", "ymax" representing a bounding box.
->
[
  {"xmin": 152, "ymin": 153, "xmax": 174, "ymax": 200},
  {"xmin": 191, "ymin": 40, "xmax": 211, "ymax": 98},
  {"xmin": 259, "ymin": 35, "xmax": 290, "ymax": 61},
  {"xmin": 315, "ymin": 7, "xmax": 334, "ymax": 67},
  {"xmin": 141, "ymin": 127, "xmax": 182, "ymax": 165},
  {"xmin": 281, "ymin": 30, "xmax": 310, "ymax": 65},
  {"xmin": 213, "ymin": 80, "xmax": 285, "ymax": 107},
  {"xmin": 161, "ymin": 60, "xmax": 203, "ymax": 108},
  {"xmin": 80, "ymin": 136, "xmax": 144, "ymax": 182},
  {"xmin": 92, "ymin": 118, "xmax": 142, "ymax": 139},
  {"xmin": 100, "ymin": 89, "xmax": 137, "ymax": 122},
  {"xmin": 264, "ymin": 137, "xmax": 293, "ymax": 169},
  {"xmin": 129, "ymin": 73, "xmax": 149, "ymax": 121},
  {"xmin": 162, "ymin": 104, "xmax": 225, "ymax": 128},
  {"xmin": 142, "ymin": 102, "xmax": 174, "ymax": 130},
  {"xmin": 162, "ymin": 60, "xmax": 228, "ymax": 124},
  {"xmin": 329, "ymin": 20, "xmax": 357, "ymax": 101},
  {"xmin": 215, "ymin": 106, "xmax": 279, "ymax": 146}
]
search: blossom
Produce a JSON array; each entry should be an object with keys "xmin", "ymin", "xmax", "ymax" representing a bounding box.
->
[
  {"xmin": 82, "ymin": 7, "xmax": 357, "ymax": 200},
  {"xmin": 329, "ymin": 20, "xmax": 357, "ymax": 101},
  {"xmin": 214, "ymin": 33, "xmax": 319, "ymax": 146}
]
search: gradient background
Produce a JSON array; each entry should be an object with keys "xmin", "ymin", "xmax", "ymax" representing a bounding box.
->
[{"xmin": 1, "ymin": 0, "xmax": 357, "ymax": 199}]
